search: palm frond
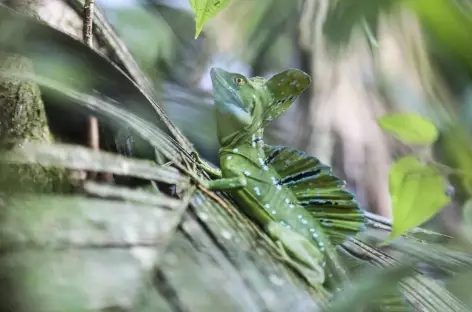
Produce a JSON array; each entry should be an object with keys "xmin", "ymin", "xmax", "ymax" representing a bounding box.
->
[{"xmin": 2, "ymin": 142, "xmax": 184, "ymax": 185}]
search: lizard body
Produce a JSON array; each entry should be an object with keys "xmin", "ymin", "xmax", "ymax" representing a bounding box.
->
[{"xmin": 195, "ymin": 67, "xmax": 366, "ymax": 292}]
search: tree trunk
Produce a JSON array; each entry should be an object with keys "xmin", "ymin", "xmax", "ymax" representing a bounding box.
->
[{"xmin": 0, "ymin": 1, "xmax": 67, "ymax": 192}]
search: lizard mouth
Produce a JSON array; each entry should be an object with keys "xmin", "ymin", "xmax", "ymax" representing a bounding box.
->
[
  {"xmin": 210, "ymin": 67, "xmax": 225, "ymax": 80},
  {"xmin": 210, "ymin": 67, "xmax": 230, "ymax": 94}
]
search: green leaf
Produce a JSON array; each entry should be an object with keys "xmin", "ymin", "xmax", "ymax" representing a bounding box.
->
[
  {"xmin": 188, "ymin": 0, "xmax": 231, "ymax": 38},
  {"xmin": 387, "ymin": 156, "xmax": 450, "ymax": 241},
  {"xmin": 377, "ymin": 113, "xmax": 439, "ymax": 145}
]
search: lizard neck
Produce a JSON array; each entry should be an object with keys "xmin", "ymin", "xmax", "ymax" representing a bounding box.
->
[{"xmin": 219, "ymin": 129, "xmax": 265, "ymax": 156}]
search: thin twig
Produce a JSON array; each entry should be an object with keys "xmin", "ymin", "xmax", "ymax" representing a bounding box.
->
[
  {"xmin": 83, "ymin": 0, "xmax": 98, "ymax": 180},
  {"xmin": 83, "ymin": 0, "xmax": 113, "ymax": 182},
  {"xmin": 83, "ymin": 0, "xmax": 95, "ymax": 46},
  {"xmin": 196, "ymin": 183, "xmax": 233, "ymax": 216}
]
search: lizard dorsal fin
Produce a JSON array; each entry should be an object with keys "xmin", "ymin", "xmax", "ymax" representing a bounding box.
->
[
  {"xmin": 262, "ymin": 69, "xmax": 311, "ymax": 127},
  {"xmin": 263, "ymin": 144, "xmax": 366, "ymax": 245}
]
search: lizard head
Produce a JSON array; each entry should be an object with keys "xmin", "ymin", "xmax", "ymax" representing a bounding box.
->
[
  {"xmin": 210, "ymin": 67, "xmax": 267, "ymax": 146},
  {"xmin": 210, "ymin": 67, "xmax": 312, "ymax": 147}
]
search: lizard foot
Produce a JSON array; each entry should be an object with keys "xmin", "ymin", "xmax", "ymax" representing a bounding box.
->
[{"xmin": 266, "ymin": 221, "xmax": 330, "ymax": 296}]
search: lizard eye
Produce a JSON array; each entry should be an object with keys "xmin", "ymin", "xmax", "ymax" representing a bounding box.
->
[{"xmin": 234, "ymin": 77, "xmax": 245, "ymax": 85}]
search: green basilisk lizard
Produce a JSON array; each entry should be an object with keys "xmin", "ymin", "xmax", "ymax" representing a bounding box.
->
[{"xmin": 193, "ymin": 67, "xmax": 366, "ymax": 293}]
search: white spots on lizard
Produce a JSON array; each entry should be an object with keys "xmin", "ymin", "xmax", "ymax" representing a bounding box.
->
[
  {"xmin": 271, "ymin": 176, "xmax": 277, "ymax": 185},
  {"xmin": 289, "ymin": 80, "xmax": 301, "ymax": 89},
  {"xmin": 227, "ymin": 156, "xmax": 232, "ymax": 160},
  {"xmin": 271, "ymin": 210, "xmax": 277, "ymax": 215},
  {"xmin": 309, "ymin": 229, "xmax": 321, "ymax": 240},
  {"xmin": 233, "ymin": 148, "xmax": 238, "ymax": 152},
  {"xmin": 312, "ymin": 235, "xmax": 325, "ymax": 253},
  {"xmin": 289, "ymin": 204, "xmax": 295, "ymax": 209},
  {"xmin": 258, "ymin": 157, "xmax": 269, "ymax": 171},
  {"xmin": 285, "ymin": 198, "xmax": 290, "ymax": 204},
  {"xmin": 280, "ymin": 221, "xmax": 291, "ymax": 229},
  {"xmin": 258, "ymin": 157, "xmax": 264, "ymax": 165},
  {"xmin": 251, "ymin": 134, "xmax": 256, "ymax": 148},
  {"xmin": 264, "ymin": 203, "xmax": 271, "ymax": 209},
  {"xmin": 296, "ymin": 214, "xmax": 308, "ymax": 224},
  {"xmin": 276, "ymin": 185, "xmax": 282, "ymax": 190},
  {"xmin": 253, "ymin": 186, "xmax": 261, "ymax": 196},
  {"xmin": 244, "ymin": 170, "xmax": 251, "ymax": 176}
]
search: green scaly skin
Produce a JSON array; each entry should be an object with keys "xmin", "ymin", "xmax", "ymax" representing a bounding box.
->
[{"xmin": 194, "ymin": 68, "xmax": 366, "ymax": 294}]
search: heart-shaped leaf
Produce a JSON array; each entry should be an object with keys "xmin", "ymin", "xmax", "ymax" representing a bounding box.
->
[
  {"xmin": 378, "ymin": 113, "xmax": 438, "ymax": 145},
  {"xmin": 387, "ymin": 156, "xmax": 450, "ymax": 241}
]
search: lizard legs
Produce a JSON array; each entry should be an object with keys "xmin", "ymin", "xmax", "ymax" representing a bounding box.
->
[
  {"xmin": 191, "ymin": 152, "xmax": 248, "ymax": 190},
  {"xmin": 191, "ymin": 152, "xmax": 329, "ymax": 294},
  {"xmin": 191, "ymin": 151, "xmax": 223, "ymax": 178},
  {"xmin": 266, "ymin": 221, "xmax": 329, "ymax": 295}
]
